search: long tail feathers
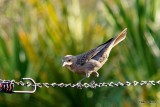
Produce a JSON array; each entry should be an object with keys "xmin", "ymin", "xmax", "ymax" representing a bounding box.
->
[
  {"xmin": 90, "ymin": 28, "xmax": 127, "ymax": 61},
  {"xmin": 113, "ymin": 28, "xmax": 127, "ymax": 47},
  {"xmin": 103, "ymin": 28, "xmax": 127, "ymax": 58}
]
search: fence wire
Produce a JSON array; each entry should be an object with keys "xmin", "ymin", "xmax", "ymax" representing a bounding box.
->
[{"xmin": 0, "ymin": 78, "xmax": 160, "ymax": 94}]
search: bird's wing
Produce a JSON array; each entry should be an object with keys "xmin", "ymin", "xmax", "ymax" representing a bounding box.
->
[
  {"xmin": 92, "ymin": 28, "xmax": 127, "ymax": 61},
  {"xmin": 76, "ymin": 28, "xmax": 127, "ymax": 66},
  {"xmin": 76, "ymin": 38, "xmax": 114, "ymax": 66}
]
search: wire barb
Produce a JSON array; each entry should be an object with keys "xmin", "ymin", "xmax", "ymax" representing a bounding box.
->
[{"xmin": 0, "ymin": 78, "xmax": 160, "ymax": 94}]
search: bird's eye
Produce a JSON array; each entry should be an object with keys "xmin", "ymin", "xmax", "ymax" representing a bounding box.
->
[{"xmin": 68, "ymin": 59, "xmax": 71, "ymax": 62}]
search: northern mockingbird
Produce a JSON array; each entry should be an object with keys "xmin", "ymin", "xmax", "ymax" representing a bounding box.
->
[{"xmin": 62, "ymin": 28, "xmax": 127, "ymax": 83}]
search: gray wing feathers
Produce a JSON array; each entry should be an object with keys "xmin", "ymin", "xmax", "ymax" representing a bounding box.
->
[
  {"xmin": 76, "ymin": 38, "xmax": 114, "ymax": 65},
  {"xmin": 76, "ymin": 28, "xmax": 127, "ymax": 66},
  {"xmin": 93, "ymin": 28, "xmax": 127, "ymax": 61}
]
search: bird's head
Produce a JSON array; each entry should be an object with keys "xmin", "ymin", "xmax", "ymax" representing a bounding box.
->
[{"xmin": 62, "ymin": 55, "xmax": 75, "ymax": 67}]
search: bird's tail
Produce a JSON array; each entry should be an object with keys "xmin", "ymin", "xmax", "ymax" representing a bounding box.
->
[
  {"xmin": 91, "ymin": 28, "xmax": 127, "ymax": 62},
  {"xmin": 102, "ymin": 28, "xmax": 127, "ymax": 59},
  {"xmin": 113, "ymin": 28, "xmax": 127, "ymax": 47}
]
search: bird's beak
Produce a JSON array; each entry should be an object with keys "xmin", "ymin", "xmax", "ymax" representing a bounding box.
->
[
  {"xmin": 62, "ymin": 62, "xmax": 67, "ymax": 67},
  {"xmin": 62, "ymin": 62, "xmax": 72, "ymax": 67}
]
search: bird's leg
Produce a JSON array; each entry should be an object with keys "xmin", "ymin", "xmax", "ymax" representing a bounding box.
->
[
  {"xmin": 77, "ymin": 77, "xmax": 87, "ymax": 84},
  {"xmin": 76, "ymin": 72, "xmax": 91, "ymax": 89},
  {"xmin": 89, "ymin": 71, "xmax": 99, "ymax": 84},
  {"xmin": 77, "ymin": 77, "xmax": 86, "ymax": 89},
  {"xmin": 77, "ymin": 72, "xmax": 91, "ymax": 84}
]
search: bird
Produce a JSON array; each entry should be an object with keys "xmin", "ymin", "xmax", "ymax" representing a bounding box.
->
[{"xmin": 62, "ymin": 28, "xmax": 127, "ymax": 83}]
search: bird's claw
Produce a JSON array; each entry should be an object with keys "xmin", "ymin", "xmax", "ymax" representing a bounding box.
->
[
  {"xmin": 76, "ymin": 82, "xmax": 83, "ymax": 89},
  {"xmin": 89, "ymin": 80, "xmax": 95, "ymax": 85},
  {"xmin": 89, "ymin": 80, "xmax": 96, "ymax": 89}
]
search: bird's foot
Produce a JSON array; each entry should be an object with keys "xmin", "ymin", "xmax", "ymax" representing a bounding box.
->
[
  {"xmin": 88, "ymin": 75, "xmax": 97, "ymax": 88},
  {"xmin": 89, "ymin": 80, "xmax": 95, "ymax": 84},
  {"xmin": 76, "ymin": 76, "xmax": 88, "ymax": 89},
  {"xmin": 76, "ymin": 82, "xmax": 83, "ymax": 89},
  {"xmin": 89, "ymin": 80, "xmax": 96, "ymax": 89}
]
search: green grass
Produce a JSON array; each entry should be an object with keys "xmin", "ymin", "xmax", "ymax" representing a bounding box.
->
[{"xmin": 0, "ymin": 0, "xmax": 160, "ymax": 107}]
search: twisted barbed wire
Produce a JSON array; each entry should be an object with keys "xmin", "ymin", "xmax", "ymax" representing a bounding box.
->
[
  {"xmin": 0, "ymin": 78, "xmax": 160, "ymax": 94},
  {"xmin": 15, "ymin": 79, "xmax": 160, "ymax": 88}
]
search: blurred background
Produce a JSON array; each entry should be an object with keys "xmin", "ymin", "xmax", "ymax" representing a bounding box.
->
[{"xmin": 0, "ymin": 0, "xmax": 160, "ymax": 107}]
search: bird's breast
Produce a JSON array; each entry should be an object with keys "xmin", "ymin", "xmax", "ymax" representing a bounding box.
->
[{"xmin": 68, "ymin": 64, "xmax": 86, "ymax": 75}]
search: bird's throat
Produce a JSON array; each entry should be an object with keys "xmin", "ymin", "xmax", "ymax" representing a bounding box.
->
[{"xmin": 67, "ymin": 64, "xmax": 77, "ymax": 73}]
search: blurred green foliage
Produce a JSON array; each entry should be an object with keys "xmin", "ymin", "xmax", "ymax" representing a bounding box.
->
[{"xmin": 0, "ymin": 0, "xmax": 160, "ymax": 107}]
